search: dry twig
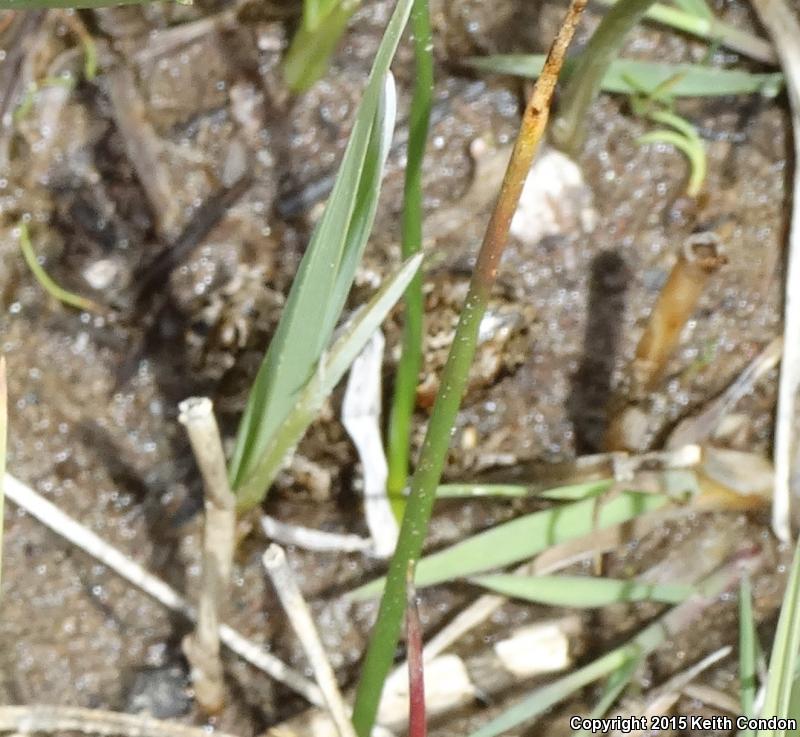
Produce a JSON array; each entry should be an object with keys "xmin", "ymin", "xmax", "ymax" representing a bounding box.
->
[
  {"xmin": 263, "ymin": 544, "xmax": 357, "ymax": 737},
  {"xmin": 0, "ymin": 705, "xmax": 238, "ymax": 737},
  {"xmin": 178, "ymin": 397, "xmax": 236, "ymax": 713},
  {"xmin": 2, "ymin": 473, "xmax": 323, "ymax": 706}
]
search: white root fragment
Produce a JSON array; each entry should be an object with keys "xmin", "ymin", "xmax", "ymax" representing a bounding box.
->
[
  {"xmin": 262, "ymin": 544, "xmax": 357, "ymax": 737},
  {"xmin": 751, "ymin": 0, "xmax": 800, "ymax": 541},
  {"xmin": 341, "ymin": 330, "xmax": 398, "ymax": 558},
  {"xmin": 2, "ymin": 473, "xmax": 323, "ymax": 707},
  {"xmin": 178, "ymin": 397, "xmax": 236, "ymax": 713},
  {"xmin": 261, "ymin": 515, "xmax": 373, "ymax": 554},
  {"xmin": 0, "ymin": 705, "xmax": 239, "ymax": 737}
]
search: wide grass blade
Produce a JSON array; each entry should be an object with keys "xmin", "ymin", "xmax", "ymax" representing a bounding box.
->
[
  {"xmin": 352, "ymin": 491, "xmax": 668, "ymax": 597},
  {"xmin": 234, "ymin": 253, "xmax": 423, "ymax": 510},
  {"xmin": 470, "ymin": 573, "xmax": 693, "ymax": 607},
  {"xmin": 229, "ymin": 0, "xmax": 414, "ymax": 504},
  {"xmin": 467, "ymin": 56, "xmax": 783, "ymax": 98},
  {"xmin": 757, "ymin": 537, "xmax": 800, "ymax": 736}
]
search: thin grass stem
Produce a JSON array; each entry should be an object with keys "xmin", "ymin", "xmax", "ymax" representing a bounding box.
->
[
  {"xmin": 551, "ymin": 0, "xmax": 658, "ymax": 156},
  {"xmin": 18, "ymin": 223, "xmax": 103, "ymax": 314},
  {"xmin": 349, "ymin": 1, "xmax": 588, "ymax": 732},
  {"xmin": 594, "ymin": 0, "xmax": 776, "ymax": 64},
  {"xmin": 386, "ymin": 0, "xmax": 433, "ymax": 519}
]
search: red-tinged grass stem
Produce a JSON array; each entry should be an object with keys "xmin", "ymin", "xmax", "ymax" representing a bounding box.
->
[
  {"xmin": 406, "ymin": 561, "xmax": 426, "ymax": 737},
  {"xmin": 350, "ymin": 1, "xmax": 588, "ymax": 733}
]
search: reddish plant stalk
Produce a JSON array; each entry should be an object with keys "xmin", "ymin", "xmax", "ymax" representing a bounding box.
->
[
  {"xmin": 406, "ymin": 562, "xmax": 426, "ymax": 737},
  {"xmin": 351, "ymin": 1, "xmax": 588, "ymax": 732}
]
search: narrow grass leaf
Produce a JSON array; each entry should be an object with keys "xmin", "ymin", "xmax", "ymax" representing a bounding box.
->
[
  {"xmin": 467, "ymin": 558, "xmax": 749, "ymax": 737},
  {"xmin": 470, "ymin": 573, "xmax": 693, "ymax": 607},
  {"xmin": 436, "ymin": 479, "xmax": 612, "ymax": 500},
  {"xmin": 386, "ymin": 0, "xmax": 434, "ymax": 518},
  {"xmin": 352, "ymin": 491, "xmax": 668, "ymax": 597},
  {"xmin": 234, "ymin": 254, "xmax": 423, "ymax": 510},
  {"xmin": 740, "ymin": 576, "xmax": 758, "ymax": 726},
  {"xmin": 593, "ymin": 0, "xmax": 775, "ymax": 64},
  {"xmin": 18, "ymin": 223, "xmax": 103, "ymax": 314},
  {"xmin": 638, "ymin": 129, "xmax": 706, "ymax": 197},
  {"xmin": 466, "ymin": 56, "xmax": 783, "ymax": 98},
  {"xmin": 283, "ymin": 0, "xmax": 362, "ymax": 91},
  {"xmin": 576, "ymin": 656, "xmax": 641, "ymax": 737},
  {"xmin": 229, "ymin": 0, "xmax": 413, "ymax": 499},
  {"xmin": 758, "ymin": 537, "xmax": 800, "ymax": 737},
  {"xmin": 671, "ymin": 0, "xmax": 713, "ymax": 20}
]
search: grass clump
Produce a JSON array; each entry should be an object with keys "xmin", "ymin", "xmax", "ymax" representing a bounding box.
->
[{"xmin": 229, "ymin": 0, "xmax": 415, "ymax": 510}]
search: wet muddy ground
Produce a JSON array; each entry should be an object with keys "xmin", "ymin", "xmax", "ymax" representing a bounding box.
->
[{"xmin": 0, "ymin": 0, "xmax": 795, "ymax": 735}]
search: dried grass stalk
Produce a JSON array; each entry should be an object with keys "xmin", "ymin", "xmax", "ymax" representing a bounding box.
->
[
  {"xmin": 263, "ymin": 544, "xmax": 357, "ymax": 737},
  {"xmin": 178, "ymin": 397, "xmax": 236, "ymax": 713},
  {"xmin": 633, "ymin": 233, "xmax": 727, "ymax": 392}
]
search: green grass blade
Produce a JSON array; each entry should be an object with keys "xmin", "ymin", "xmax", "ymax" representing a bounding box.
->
[
  {"xmin": 671, "ymin": 0, "xmax": 713, "ymax": 21},
  {"xmin": 233, "ymin": 254, "xmax": 423, "ymax": 510},
  {"xmin": 326, "ymin": 75, "xmax": 398, "ymax": 338},
  {"xmin": 740, "ymin": 576, "xmax": 758, "ymax": 735},
  {"xmin": 758, "ymin": 537, "xmax": 800, "ymax": 737},
  {"xmin": 283, "ymin": 0, "xmax": 361, "ymax": 92},
  {"xmin": 472, "ymin": 646, "xmax": 639, "ymax": 737},
  {"xmin": 576, "ymin": 656, "xmax": 641, "ymax": 737},
  {"xmin": 18, "ymin": 223, "xmax": 103, "ymax": 314},
  {"xmin": 593, "ymin": 0, "xmax": 775, "ymax": 64},
  {"xmin": 229, "ymin": 0, "xmax": 413, "ymax": 499},
  {"xmin": 638, "ymin": 128, "xmax": 706, "ymax": 197},
  {"xmin": 386, "ymin": 0, "xmax": 434, "ymax": 518},
  {"xmin": 351, "ymin": 491, "xmax": 668, "ymax": 597},
  {"xmin": 466, "ymin": 56, "xmax": 784, "ymax": 98},
  {"xmin": 436, "ymin": 479, "xmax": 612, "ymax": 500},
  {"xmin": 468, "ymin": 558, "xmax": 748, "ymax": 737},
  {"xmin": 470, "ymin": 573, "xmax": 693, "ymax": 607},
  {"xmin": 0, "ymin": 358, "xmax": 6, "ymax": 592}
]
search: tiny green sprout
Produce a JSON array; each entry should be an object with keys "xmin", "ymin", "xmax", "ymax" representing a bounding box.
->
[
  {"xmin": 17, "ymin": 222, "xmax": 104, "ymax": 314},
  {"xmin": 624, "ymin": 72, "xmax": 708, "ymax": 197}
]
